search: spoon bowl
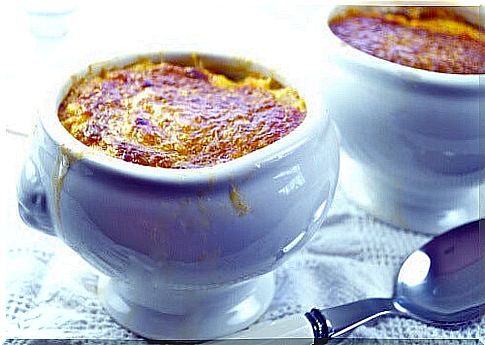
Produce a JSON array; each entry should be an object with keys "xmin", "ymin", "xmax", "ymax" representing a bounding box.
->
[
  {"xmin": 308, "ymin": 219, "xmax": 484, "ymax": 339},
  {"xmin": 394, "ymin": 219, "xmax": 484, "ymax": 326}
]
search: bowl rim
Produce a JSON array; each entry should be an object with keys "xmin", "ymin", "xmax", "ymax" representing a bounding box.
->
[
  {"xmin": 39, "ymin": 51, "xmax": 328, "ymax": 185},
  {"xmin": 323, "ymin": 5, "xmax": 483, "ymax": 89}
]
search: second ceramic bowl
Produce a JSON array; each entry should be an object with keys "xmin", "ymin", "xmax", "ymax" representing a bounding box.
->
[{"xmin": 323, "ymin": 5, "xmax": 483, "ymax": 234}]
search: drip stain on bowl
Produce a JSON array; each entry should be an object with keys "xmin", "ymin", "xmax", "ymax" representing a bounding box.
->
[
  {"xmin": 51, "ymin": 145, "xmax": 84, "ymax": 233},
  {"xmin": 229, "ymin": 184, "xmax": 251, "ymax": 216}
]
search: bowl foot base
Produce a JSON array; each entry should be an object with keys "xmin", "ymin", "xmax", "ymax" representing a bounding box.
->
[
  {"xmin": 339, "ymin": 151, "xmax": 480, "ymax": 235},
  {"xmin": 98, "ymin": 272, "xmax": 275, "ymax": 340}
]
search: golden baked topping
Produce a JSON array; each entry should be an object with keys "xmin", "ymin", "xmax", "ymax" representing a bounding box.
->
[
  {"xmin": 329, "ymin": 8, "xmax": 484, "ymax": 74},
  {"xmin": 58, "ymin": 60, "xmax": 306, "ymax": 168}
]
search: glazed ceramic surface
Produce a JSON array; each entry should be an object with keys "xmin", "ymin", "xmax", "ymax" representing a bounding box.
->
[
  {"xmin": 17, "ymin": 52, "xmax": 339, "ymax": 339},
  {"xmin": 323, "ymin": 6, "xmax": 483, "ymax": 234}
]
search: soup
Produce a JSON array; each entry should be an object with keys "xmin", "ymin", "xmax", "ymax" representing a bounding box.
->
[
  {"xmin": 58, "ymin": 60, "xmax": 306, "ymax": 168},
  {"xmin": 329, "ymin": 7, "xmax": 484, "ymax": 74}
]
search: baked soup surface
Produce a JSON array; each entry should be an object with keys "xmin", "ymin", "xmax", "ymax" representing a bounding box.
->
[
  {"xmin": 58, "ymin": 60, "xmax": 306, "ymax": 168},
  {"xmin": 329, "ymin": 7, "xmax": 484, "ymax": 74}
]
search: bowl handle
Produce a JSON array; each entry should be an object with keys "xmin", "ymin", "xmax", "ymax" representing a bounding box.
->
[{"xmin": 17, "ymin": 155, "xmax": 55, "ymax": 236}]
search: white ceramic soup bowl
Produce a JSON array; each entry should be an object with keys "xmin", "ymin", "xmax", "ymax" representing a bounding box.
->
[
  {"xmin": 322, "ymin": 6, "xmax": 483, "ymax": 235},
  {"xmin": 17, "ymin": 52, "xmax": 339, "ymax": 340}
]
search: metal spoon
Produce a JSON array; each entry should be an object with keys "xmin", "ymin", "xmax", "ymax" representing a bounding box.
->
[{"xmin": 214, "ymin": 219, "xmax": 484, "ymax": 342}]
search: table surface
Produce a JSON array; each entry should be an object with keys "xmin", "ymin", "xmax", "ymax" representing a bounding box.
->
[{"xmin": 2, "ymin": 0, "xmax": 484, "ymax": 342}]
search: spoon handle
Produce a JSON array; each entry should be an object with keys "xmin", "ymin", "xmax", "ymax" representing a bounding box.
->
[{"xmin": 305, "ymin": 298, "xmax": 397, "ymax": 338}]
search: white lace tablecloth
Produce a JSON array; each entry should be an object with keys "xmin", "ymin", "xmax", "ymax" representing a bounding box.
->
[{"xmin": 5, "ymin": 132, "xmax": 484, "ymax": 342}]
